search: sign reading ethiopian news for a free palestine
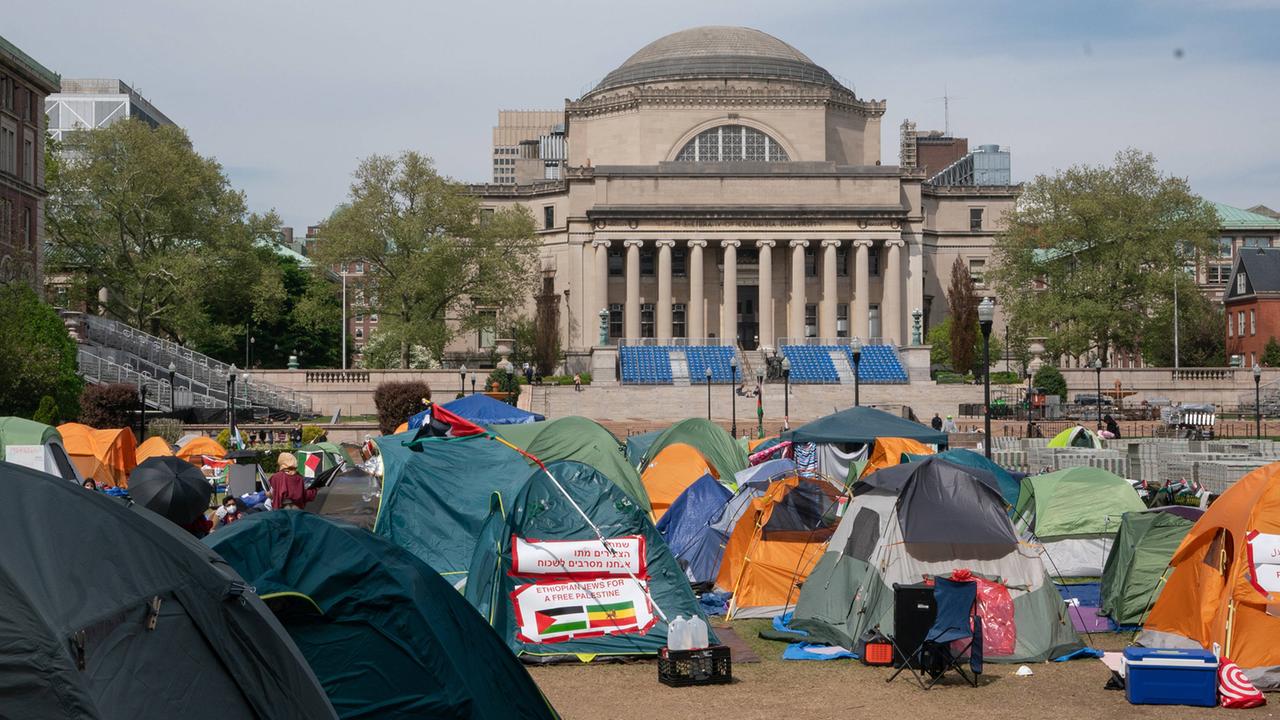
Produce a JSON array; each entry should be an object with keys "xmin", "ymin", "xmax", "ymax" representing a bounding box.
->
[
  {"xmin": 511, "ymin": 535, "xmax": 647, "ymax": 579},
  {"xmin": 511, "ymin": 577, "xmax": 657, "ymax": 644}
]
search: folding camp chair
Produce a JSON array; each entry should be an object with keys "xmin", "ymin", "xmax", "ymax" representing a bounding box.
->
[{"xmin": 887, "ymin": 577, "xmax": 983, "ymax": 689}]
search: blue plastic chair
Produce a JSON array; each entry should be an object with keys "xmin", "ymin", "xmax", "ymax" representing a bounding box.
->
[{"xmin": 888, "ymin": 577, "xmax": 983, "ymax": 689}]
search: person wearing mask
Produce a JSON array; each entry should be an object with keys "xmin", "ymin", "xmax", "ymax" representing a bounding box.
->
[
  {"xmin": 216, "ymin": 497, "xmax": 244, "ymax": 528},
  {"xmin": 930, "ymin": 413, "xmax": 943, "ymax": 431},
  {"xmin": 270, "ymin": 452, "xmax": 316, "ymax": 510}
]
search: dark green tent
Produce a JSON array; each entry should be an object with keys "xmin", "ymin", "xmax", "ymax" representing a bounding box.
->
[
  {"xmin": 787, "ymin": 406, "xmax": 948, "ymax": 446},
  {"xmin": 465, "ymin": 460, "xmax": 714, "ymax": 662},
  {"xmin": 639, "ymin": 418, "xmax": 747, "ymax": 479},
  {"xmin": 206, "ymin": 512, "xmax": 558, "ymax": 720},
  {"xmin": 1099, "ymin": 507, "xmax": 1201, "ymax": 626},
  {"xmin": 0, "ymin": 461, "xmax": 336, "ymax": 719},
  {"xmin": 375, "ymin": 433, "xmax": 533, "ymax": 586}
]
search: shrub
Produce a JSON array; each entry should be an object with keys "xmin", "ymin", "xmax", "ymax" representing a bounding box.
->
[
  {"xmin": 0, "ymin": 284, "xmax": 82, "ymax": 420},
  {"xmin": 934, "ymin": 371, "xmax": 971, "ymax": 385},
  {"xmin": 79, "ymin": 383, "xmax": 140, "ymax": 429},
  {"xmin": 989, "ymin": 371, "xmax": 1022, "ymax": 385},
  {"xmin": 147, "ymin": 418, "xmax": 184, "ymax": 443},
  {"xmin": 301, "ymin": 424, "xmax": 326, "ymax": 445},
  {"xmin": 1033, "ymin": 365, "xmax": 1068, "ymax": 402},
  {"xmin": 32, "ymin": 395, "xmax": 61, "ymax": 425},
  {"xmin": 373, "ymin": 381, "xmax": 431, "ymax": 435},
  {"xmin": 216, "ymin": 428, "xmax": 231, "ymax": 448},
  {"xmin": 486, "ymin": 369, "xmax": 521, "ymax": 402}
]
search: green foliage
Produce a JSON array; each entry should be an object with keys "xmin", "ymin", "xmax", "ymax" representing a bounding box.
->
[
  {"xmin": 227, "ymin": 255, "xmax": 347, "ymax": 369},
  {"xmin": 533, "ymin": 278, "xmax": 562, "ymax": 376},
  {"xmin": 301, "ymin": 425, "xmax": 326, "ymax": 444},
  {"xmin": 1033, "ymin": 365, "xmax": 1068, "ymax": 402},
  {"xmin": 1263, "ymin": 337, "xmax": 1280, "ymax": 368},
  {"xmin": 32, "ymin": 396, "xmax": 61, "ymax": 425},
  {"xmin": 146, "ymin": 418, "xmax": 183, "ymax": 443},
  {"xmin": 44, "ymin": 119, "xmax": 283, "ymax": 351},
  {"xmin": 0, "ymin": 284, "xmax": 82, "ymax": 420},
  {"xmin": 507, "ymin": 316, "xmax": 537, "ymax": 367},
  {"xmin": 947, "ymin": 257, "xmax": 978, "ymax": 375},
  {"xmin": 316, "ymin": 152, "xmax": 540, "ymax": 368},
  {"xmin": 373, "ymin": 381, "xmax": 431, "ymax": 434},
  {"xmin": 486, "ymin": 369, "xmax": 521, "ymax": 401},
  {"xmin": 216, "ymin": 428, "xmax": 231, "ymax": 447},
  {"xmin": 935, "ymin": 371, "xmax": 972, "ymax": 384},
  {"xmin": 79, "ymin": 384, "xmax": 139, "ymax": 429},
  {"xmin": 992, "ymin": 149, "xmax": 1220, "ymax": 360},
  {"xmin": 1139, "ymin": 275, "xmax": 1226, "ymax": 367},
  {"xmin": 989, "ymin": 371, "xmax": 1022, "ymax": 385},
  {"xmin": 927, "ymin": 316, "xmax": 1004, "ymax": 376}
]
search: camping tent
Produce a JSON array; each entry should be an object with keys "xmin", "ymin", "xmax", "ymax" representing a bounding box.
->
[
  {"xmin": 57, "ymin": 423, "xmax": 138, "ymax": 488},
  {"xmin": 639, "ymin": 418, "xmax": 747, "ymax": 480},
  {"xmin": 641, "ymin": 442, "xmax": 719, "ymax": 520},
  {"xmin": 493, "ymin": 417, "xmax": 651, "ymax": 514},
  {"xmin": 295, "ymin": 444, "xmax": 343, "ymax": 480},
  {"xmin": 465, "ymin": 460, "xmax": 714, "ymax": 662},
  {"xmin": 625, "ymin": 428, "xmax": 663, "ymax": 468},
  {"xmin": 176, "ymin": 435, "xmax": 227, "ymax": 463},
  {"xmin": 664, "ymin": 475, "xmax": 774, "ymax": 589},
  {"xmin": 1099, "ymin": 507, "xmax": 1202, "ymax": 626},
  {"xmin": 0, "ymin": 417, "xmax": 80, "ymax": 482},
  {"xmin": 793, "ymin": 457, "xmax": 1085, "ymax": 663},
  {"xmin": 311, "ymin": 467, "xmax": 381, "ymax": 530},
  {"xmin": 206, "ymin": 512, "xmax": 557, "ymax": 720},
  {"xmin": 717, "ymin": 473, "xmax": 846, "ymax": 619},
  {"xmin": 787, "ymin": 406, "xmax": 948, "ymax": 447},
  {"xmin": 375, "ymin": 433, "xmax": 532, "ymax": 587},
  {"xmin": 910, "ymin": 448, "xmax": 1022, "ymax": 508},
  {"xmin": 1047, "ymin": 425, "xmax": 1104, "ymax": 449},
  {"xmin": 860, "ymin": 436, "xmax": 934, "ymax": 478},
  {"xmin": 0, "ymin": 461, "xmax": 336, "ymax": 719},
  {"xmin": 135, "ymin": 435, "xmax": 176, "ymax": 462},
  {"xmin": 439, "ymin": 393, "xmax": 544, "ymax": 425},
  {"xmin": 1140, "ymin": 463, "xmax": 1280, "ymax": 688},
  {"xmin": 655, "ymin": 474, "xmax": 733, "ymax": 587},
  {"xmin": 1014, "ymin": 466, "xmax": 1146, "ymax": 577}
]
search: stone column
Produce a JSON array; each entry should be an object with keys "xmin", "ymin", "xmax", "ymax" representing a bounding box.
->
[
  {"xmin": 688, "ymin": 240, "xmax": 707, "ymax": 339},
  {"xmin": 853, "ymin": 239, "xmax": 872, "ymax": 339},
  {"xmin": 721, "ymin": 240, "xmax": 740, "ymax": 344},
  {"xmin": 882, "ymin": 239, "xmax": 905, "ymax": 344},
  {"xmin": 656, "ymin": 239, "xmax": 675, "ymax": 339},
  {"xmin": 820, "ymin": 239, "xmax": 840, "ymax": 338},
  {"xmin": 592, "ymin": 240, "xmax": 609, "ymax": 333},
  {"xmin": 756, "ymin": 240, "xmax": 776, "ymax": 349},
  {"xmin": 789, "ymin": 240, "xmax": 808, "ymax": 339},
  {"xmin": 624, "ymin": 239, "xmax": 642, "ymax": 339}
]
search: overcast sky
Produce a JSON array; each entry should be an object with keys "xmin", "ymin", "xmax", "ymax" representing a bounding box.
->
[{"xmin": 14, "ymin": 0, "xmax": 1280, "ymax": 229}]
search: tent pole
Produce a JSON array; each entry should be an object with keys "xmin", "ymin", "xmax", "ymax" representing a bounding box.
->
[{"xmin": 1224, "ymin": 600, "xmax": 1236, "ymax": 660}]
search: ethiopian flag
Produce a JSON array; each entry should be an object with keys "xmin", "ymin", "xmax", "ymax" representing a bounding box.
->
[{"xmin": 587, "ymin": 600, "xmax": 639, "ymax": 630}]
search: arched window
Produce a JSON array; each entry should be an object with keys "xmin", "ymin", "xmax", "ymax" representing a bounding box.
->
[{"xmin": 674, "ymin": 125, "xmax": 789, "ymax": 163}]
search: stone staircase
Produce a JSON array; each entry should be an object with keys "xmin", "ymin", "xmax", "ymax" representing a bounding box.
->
[
  {"xmin": 669, "ymin": 350, "xmax": 690, "ymax": 385},
  {"xmin": 831, "ymin": 349, "xmax": 856, "ymax": 385}
]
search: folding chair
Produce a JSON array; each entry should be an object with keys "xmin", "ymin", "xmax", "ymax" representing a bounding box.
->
[{"xmin": 887, "ymin": 577, "xmax": 983, "ymax": 689}]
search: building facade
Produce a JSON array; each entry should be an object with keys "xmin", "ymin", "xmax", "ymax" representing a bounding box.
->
[
  {"xmin": 1225, "ymin": 248, "xmax": 1280, "ymax": 366},
  {"xmin": 491, "ymin": 110, "xmax": 564, "ymax": 185},
  {"xmin": 0, "ymin": 36, "xmax": 59, "ymax": 290},
  {"xmin": 45, "ymin": 78, "xmax": 175, "ymax": 141},
  {"xmin": 472, "ymin": 26, "xmax": 1017, "ymax": 365}
]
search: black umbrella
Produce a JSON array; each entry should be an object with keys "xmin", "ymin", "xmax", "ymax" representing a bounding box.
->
[{"xmin": 128, "ymin": 456, "xmax": 213, "ymax": 525}]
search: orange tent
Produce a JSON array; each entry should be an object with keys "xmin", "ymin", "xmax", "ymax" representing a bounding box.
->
[
  {"xmin": 394, "ymin": 421, "xmax": 409, "ymax": 434},
  {"xmin": 176, "ymin": 436, "xmax": 227, "ymax": 464},
  {"xmin": 1141, "ymin": 463, "xmax": 1280, "ymax": 686},
  {"xmin": 748, "ymin": 436, "xmax": 776, "ymax": 453},
  {"xmin": 861, "ymin": 437, "xmax": 935, "ymax": 478},
  {"xmin": 57, "ymin": 423, "xmax": 138, "ymax": 488},
  {"xmin": 641, "ymin": 442, "xmax": 717, "ymax": 520},
  {"xmin": 136, "ymin": 436, "xmax": 176, "ymax": 462},
  {"xmin": 717, "ymin": 473, "xmax": 844, "ymax": 618}
]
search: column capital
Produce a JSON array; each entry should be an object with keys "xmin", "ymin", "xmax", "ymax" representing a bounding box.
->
[
  {"xmin": 687, "ymin": 239, "xmax": 708, "ymax": 248},
  {"xmin": 883, "ymin": 238, "xmax": 906, "ymax": 248},
  {"xmin": 820, "ymin": 239, "xmax": 842, "ymax": 248},
  {"xmin": 755, "ymin": 239, "xmax": 777, "ymax": 248},
  {"xmin": 852, "ymin": 239, "xmax": 875, "ymax": 248},
  {"xmin": 655, "ymin": 239, "xmax": 677, "ymax": 248},
  {"xmin": 788, "ymin": 239, "xmax": 809, "ymax": 248},
  {"xmin": 591, "ymin": 239, "xmax": 611, "ymax": 249},
  {"xmin": 721, "ymin": 240, "xmax": 741, "ymax": 249},
  {"xmin": 623, "ymin": 239, "xmax": 644, "ymax": 249}
]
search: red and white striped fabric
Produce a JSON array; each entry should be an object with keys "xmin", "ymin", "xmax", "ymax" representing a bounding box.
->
[{"xmin": 1219, "ymin": 658, "xmax": 1266, "ymax": 709}]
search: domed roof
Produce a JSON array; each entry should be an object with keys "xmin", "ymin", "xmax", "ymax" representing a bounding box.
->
[{"xmin": 591, "ymin": 26, "xmax": 844, "ymax": 94}]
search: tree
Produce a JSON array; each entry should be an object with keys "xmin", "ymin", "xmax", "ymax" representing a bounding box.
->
[
  {"xmin": 79, "ymin": 383, "xmax": 139, "ymax": 429},
  {"xmin": 0, "ymin": 284, "xmax": 82, "ymax": 420},
  {"xmin": 992, "ymin": 149, "xmax": 1219, "ymax": 360},
  {"xmin": 1033, "ymin": 365, "xmax": 1068, "ymax": 402},
  {"xmin": 44, "ymin": 118, "xmax": 283, "ymax": 349},
  {"xmin": 533, "ymin": 276, "xmax": 561, "ymax": 376},
  {"xmin": 1139, "ymin": 274, "xmax": 1226, "ymax": 367},
  {"xmin": 32, "ymin": 396, "xmax": 61, "ymax": 426},
  {"xmin": 216, "ymin": 255, "xmax": 347, "ymax": 369},
  {"xmin": 317, "ymin": 152, "xmax": 540, "ymax": 368},
  {"xmin": 927, "ymin": 316, "xmax": 1004, "ymax": 376},
  {"xmin": 1263, "ymin": 337, "xmax": 1280, "ymax": 368},
  {"xmin": 373, "ymin": 381, "xmax": 431, "ymax": 435},
  {"xmin": 947, "ymin": 257, "xmax": 978, "ymax": 374}
]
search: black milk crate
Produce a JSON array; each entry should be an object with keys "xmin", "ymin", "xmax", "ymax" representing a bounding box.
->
[{"xmin": 658, "ymin": 645, "xmax": 732, "ymax": 687}]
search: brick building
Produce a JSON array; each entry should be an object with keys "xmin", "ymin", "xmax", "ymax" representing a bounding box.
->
[
  {"xmin": 0, "ymin": 36, "xmax": 59, "ymax": 290},
  {"xmin": 1225, "ymin": 247, "xmax": 1280, "ymax": 366}
]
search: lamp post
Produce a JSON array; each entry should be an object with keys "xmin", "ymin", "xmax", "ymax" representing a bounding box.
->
[
  {"xmin": 782, "ymin": 356, "xmax": 791, "ymax": 431},
  {"xmin": 1254, "ymin": 363, "xmax": 1263, "ymax": 439},
  {"xmin": 756, "ymin": 368, "xmax": 765, "ymax": 439},
  {"xmin": 851, "ymin": 336, "xmax": 862, "ymax": 407},
  {"xmin": 1093, "ymin": 358, "xmax": 1103, "ymax": 429},
  {"xmin": 340, "ymin": 272, "xmax": 349, "ymax": 371},
  {"xmin": 137, "ymin": 377, "xmax": 147, "ymax": 442},
  {"xmin": 167, "ymin": 362, "xmax": 177, "ymax": 412},
  {"xmin": 459, "ymin": 364, "xmax": 467, "ymax": 397},
  {"xmin": 729, "ymin": 354, "xmax": 738, "ymax": 439},
  {"xmin": 227, "ymin": 364, "xmax": 238, "ymax": 444},
  {"xmin": 705, "ymin": 366, "xmax": 712, "ymax": 421},
  {"xmin": 1025, "ymin": 366, "xmax": 1034, "ymax": 438},
  {"xmin": 471, "ymin": 377, "xmax": 476, "ymax": 395},
  {"xmin": 978, "ymin": 298, "xmax": 995, "ymax": 459}
]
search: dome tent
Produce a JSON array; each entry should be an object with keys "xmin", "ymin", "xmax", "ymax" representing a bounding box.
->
[
  {"xmin": 655, "ymin": 473, "xmax": 733, "ymax": 588},
  {"xmin": 58, "ymin": 422, "xmax": 138, "ymax": 488},
  {"xmin": 1014, "ymin": 466, "xmax": 1146, "ymax": 577},
  {"xmin": 0, "ymin": 416, "xmax": 81, "ymax": 481},
  {"xmin": 639, "ymin": 417, "xmax": 748, "ymax": 482},
  {"xmin": 641, "ymin": 442, "xmax": 719, "ymax": 520},
  {"xmin": 0, "ymin": 461, "xmax": 335, "ymax": 719},
  {"xmin": 1099, "ymin": 506, "xmax": 1202, "ymax": 626},
  {"xmin": 1047, "ymin": 425, "xmax": 1104, "ymax": 449},
  {"xmin": 206, "ymin": 512, "xmax": 557, "ymax": 720}
]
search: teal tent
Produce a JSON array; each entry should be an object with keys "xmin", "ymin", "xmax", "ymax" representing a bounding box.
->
[
  {"xmin": 640, "ymin": 418, "xmax": 748, "ymax": 479},
  {"xmin": 375, "ymin": 433, "xmax": 532, "ymax": 586},
  {"xmin": 465, "ymin": 460, "xmax": 714, "ymax": 662},
  {"xmin": 207, "ymin": 512, "xmax": 557, "ymax": 720},
  {"xmin": 787, "ymin": 406, "xmax": 948, "ymax": 446},
  {"xmin": 625, "ymin": 429, "xmax": 663, "ymax": 468}
]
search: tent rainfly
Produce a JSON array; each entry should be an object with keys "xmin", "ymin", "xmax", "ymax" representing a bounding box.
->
[{"xmin": 787, "ymin": 406, "xmax": 949, "ymax": 447}]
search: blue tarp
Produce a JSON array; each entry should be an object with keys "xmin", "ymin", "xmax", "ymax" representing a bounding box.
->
[
  {"xmin": 656, "ymin": 473, "xmax": 733, "ymax": 585},
  {"xmin": 408, "ymin": 394, "xmax": 544, "ymax": 430}
]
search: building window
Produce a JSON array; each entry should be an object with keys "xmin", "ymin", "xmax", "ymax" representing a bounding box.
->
[
  {"xmin": 22, "ymin": 129, "xmax": 34, "ymax": 184},
  {"xmin": 21, "ymin": 207, "xmax": 31, "ymax": 250},
  {"xmin": 1219, "ymin": 237, "xmax": 1234, "ymax": 258},
  {"xmin": 608, "ymin": 248, "xmax": 624, "ymax": 276},
  {"xmin": 836, "ymin": 245, "xmax": 849, "ymax": 277},
  {"xmin": 1251, "ymin": 309, "xmax": 1256, "ymax": 336},
  {"xmin": 1238, "ymin": 273, "xmax": 1247, "ymax": 295},
  {"xmin": 640, "ymin": 247, "xmax": 655, "ymax": 276},
  {"xmin": 837, "ymin": 303, "xmax": 849, "ymax": 338},
  {"xmin": 370, "ymin": 314, "xmax": 378, "ymax": 324},
  {"xmin": 969, "ymin": 258, "xmax": 986, "ymax": 286},
  {"xmin": 672, "ymin": 247, "xmax": 687, "ymax": 277},
  {"xmin": 804, "ymin": 303, "xmax": 817, "ymax": 338},
  {"xmin": 672, "ymin": 303, "xmax": 686, "ymax": 338},
  {"xmin": 1244, "ymin": 237, "xmax": 1270, "ymax": 249},
  {"xmin": 640, "ymin": 303, "xmax": 655, "ymax": 338},
  {"xmin": 1208, "ymin": 265, "xmax": 1231, "ymax": 284},
  {"xmin": 970, "ymin": 208, "xmax": 984, "ymax": 231},
  {"xmin": 1238, "ymin": 311, "xmax": 1245, "ymax": 336},
  {"xmin": 1228, "ymin": 314, "xmax": 1233, "ymax": 338},
  {"xmin": 869, "ymin": 246, "xmax": 880, "ymax": 276},
  {"xmin": 0, "ymin": 119, "xmax": 15, "ymax": 175},
  {"xmin": 354, "ymin": 312, "xmax": 364, "ymax": 323},
  {"xmin": 608, "ymin": 303, "xmax": 623, "ymax": 338},
  {"xmin": 354, "ymin": 327, "xmax": 363, "ymax": 339},
  {"xmin": 673, "ymin": 124, "xmax": 789, "ymax": 163},
  {"xmin": 543, "ymin": 205, "xmax": 555, "ymax": 230},
  {"xmin": 354, "ymin": 262, "xmax": 364, "ymax": 273},
  {"xmin": 804, "ymin": 246, "xmax": 816, "ymax": 277}
]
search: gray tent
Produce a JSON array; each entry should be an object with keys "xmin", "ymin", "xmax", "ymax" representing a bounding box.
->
[
  {"xmin": 0, "ymin": 461, "xmax": 336, "ymax": 719},
  {"xmin": 792, "ymin": 457, "xmax": 1083, "ymax": 663}
]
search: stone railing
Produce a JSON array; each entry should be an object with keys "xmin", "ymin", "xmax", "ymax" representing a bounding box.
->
[
  {"xmin": 1172, "ymin": 369, "xmax": 1232, "ymax": 381},
  {"xmin": 305, "ymin": 370, "xmax": 371, "ymax": 384}
]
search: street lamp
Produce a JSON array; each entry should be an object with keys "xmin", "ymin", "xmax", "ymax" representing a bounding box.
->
[
  {"xmin": 1024, "ymin": 366, "xmax": 1034, "ymax": 438},
  {"xmin": 471, "ymin": 376, "xmax": 477, "ymax": 395},
  {"xmin": 782, "ymin": 356, "xmax": 792, "ymax": 431},
  {"xmin": 459, "ymin": 364, "xmax": 468, "ymax": 397},
  {"xmin": 756, "ymin": 368, "xmax": 765, "ymax": 439},
  {"xmin": 978, "ymin": 298, "xmax": 995, "ymax": 459},
  {"xmin": 851, "ymin": 336, "xmax": 862, "ymax": 408},
  {"xmin": 167, "ymin": 362, "xmax": 177, "ymax": 412},
  {"xmin": 705, "ymin": 366, "xmax": 713, "ymax": 421},
  {"xmin": 1093, "ymin": 357, "xmax": 1103, "ymax": 429},
  {"xmin": 227, "ymin": 364, "xmax": 238, "ymax": 444},
  {"xmin": 729, "ymin": 354, "xmax": 738, "ymax": 439},
  {"xmin": 1254, "ymin": 363, "xmax": 1263, "ymax": 439}
]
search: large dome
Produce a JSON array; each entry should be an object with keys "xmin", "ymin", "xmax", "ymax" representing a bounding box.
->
[{"xmin": 591, "ymin": 26, "xmax": 844, "ymax": 94}]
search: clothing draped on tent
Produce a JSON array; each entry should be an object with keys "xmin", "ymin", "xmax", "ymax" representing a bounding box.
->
[{"xmin": 816, "ymin": 443, "xmax": 867, "ymax": 486}]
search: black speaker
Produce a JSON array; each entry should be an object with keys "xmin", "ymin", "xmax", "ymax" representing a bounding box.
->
[{"xmin": 892, "ymin": 582, "xmax": 937, "ymax": 666}]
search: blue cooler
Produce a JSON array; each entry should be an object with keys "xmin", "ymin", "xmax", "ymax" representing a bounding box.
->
[{"xmin": 1123, "ymin": 647, "xmax": 1218, "ymax": 707}]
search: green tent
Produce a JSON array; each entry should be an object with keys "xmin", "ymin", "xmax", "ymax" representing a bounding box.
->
[
  {"xmin": 639, "ymin": 418, "xmax": 747, "ymax": 480},
  {"xmin": 0, "ymin": 416, "xmax": 79, "ymax": 481},
  {"xmin": 625, "ymin": 428, "xmax": 663, "ymax": 468},
  {"xmin": 493, "ymin": 417, "xmax": 652, "ymax": 514},
  {"xmin": 1047, "ymin": 426, "xmax": 1104, "ymax": 448},
  {"xmin": 1099, "ymin": 507, "xmax": 1201, "ymax": 626},
  {"xmin": 375, "ymin": 433, "xmax": 533, "ymax": 585},
  {"xmin": 465, "ymin": 460, "xmax": 714, "ymax": 662},
  {"xmin": 296, "ymin": 444, "xmax": 343, "ymax": 479},
  {"xmin": 787, "ymin": 406, "xmax": 949, "ymax": 447},
  {"xmin": 1014, "ymin": 466, "xmax": 1146, "ymax": 577},
  {"xmin": 206, "ymin": 512, "xmax": 558, "ymax": 720}
]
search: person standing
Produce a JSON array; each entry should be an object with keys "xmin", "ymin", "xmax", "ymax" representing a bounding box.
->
[
  {"xmin": 269, "ymin": 452, "xmax": 316, "ymax": 510},
  {"xmin": 930, "ymin": 413, "xmax": 943, "ymax": 431},
  {"xmin": 1103, "ymin": 413, "xmax": 1121, "ymax": 439},
  {"xmin": 941, "ymin": 415, "xmax": 959, "ymax": 433},
  {"xmin": 573, "ymin": 373, "xmax": 582, "ymax": 392}
]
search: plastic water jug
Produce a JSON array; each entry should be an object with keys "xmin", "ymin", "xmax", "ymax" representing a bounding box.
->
[
  {"xmin": 688, "ymin": 616, "xmax": 709, "ymax": 649},
  {"xmin": 668, "ymin": 616, "xmax": 688, "ymax": 650}
]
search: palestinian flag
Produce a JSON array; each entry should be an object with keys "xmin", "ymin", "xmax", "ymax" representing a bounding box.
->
[
  {"xmin": 302, "ymin": 452, "xmax": 322, "ymax": 479},
  {"xmin": 587, "ymin": 600, "xmax": 639, "ymax": 631},
  {"xmin": 534, "ymin": 606, "xmax": 588, "ymax": 636}
]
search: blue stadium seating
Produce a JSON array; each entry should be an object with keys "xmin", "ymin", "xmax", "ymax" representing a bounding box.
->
[
  {"xmin": 685, "ymin": 346, "xmax": 736, "ymax": 383},
  {"xmin": 619, "ymin": 346, "xmax": 673, "ymax": 384},
  {"xmin": 846, "ymin": 345, "xmax": 909, "ymax": 383},
  {"xmin": 780, "ymin": 345, "xmax": 840, "ymax": 384}
]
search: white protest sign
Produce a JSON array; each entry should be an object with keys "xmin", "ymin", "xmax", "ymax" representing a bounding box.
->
[
  {"xmin": 4, "ymin": 445, "xmax": 46, "ymax": 472},
  {"xmin": 511, "ymin": 577, "xmax": 656, "ymax": 644},
  {"xmin": 1248, "ymin": 532, "xmax": 1280, "ymax": 595},
  {"xmin": 511, "ymin": 535, "xmax": 647, "ymax": 579}
]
